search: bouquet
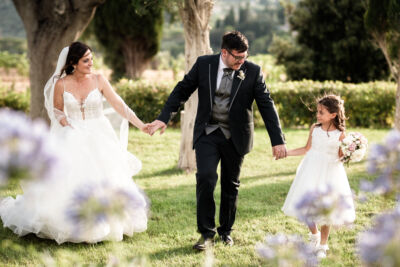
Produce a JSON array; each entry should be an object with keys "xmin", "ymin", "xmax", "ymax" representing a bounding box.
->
[{"xmin": 340, "ymin": 132, "xmax": 368, "ymax": 165}]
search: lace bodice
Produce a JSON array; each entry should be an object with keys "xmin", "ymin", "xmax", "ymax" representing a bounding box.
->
[
  {"xmin": 308, "ymin": 126, "xmax": 342, "ymax": 160},
  {"xmin": 63, "ymin": 88, "xmax": 103, "ymax": 120}
]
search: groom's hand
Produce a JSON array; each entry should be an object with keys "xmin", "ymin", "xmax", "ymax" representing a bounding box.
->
[
  {"xmin": 272, "ymin": 144, "xmax": 287, "ymax": 160},
  {"xmin": 149, "ymin": 120, "xmax": 167, "ymax": 136}
]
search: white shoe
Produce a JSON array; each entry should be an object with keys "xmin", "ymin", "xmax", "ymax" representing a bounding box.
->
[
  {"xmin": 316, "ymin": 244, "xmax": 329, "ymax": 258},
  {"xmin": 308, "ymin": 231, "xmax": 321, "ymax": 247}
]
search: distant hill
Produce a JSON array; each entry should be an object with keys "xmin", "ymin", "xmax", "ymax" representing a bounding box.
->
[{"xmin": 0, "ymin": 0, "xmax": 25, "ymax": 38}]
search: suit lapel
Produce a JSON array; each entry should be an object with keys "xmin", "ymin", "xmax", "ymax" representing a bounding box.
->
[
  {"xmin": 229, "ymin": 65, "xmax": 247, "ymax": 111},
  {"xmin": 208, "ymin": 55, "xmax": 219, "ymax": 109}
]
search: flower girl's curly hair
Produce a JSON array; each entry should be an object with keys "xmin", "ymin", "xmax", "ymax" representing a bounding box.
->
[{"xmin": 316, "ymin": 94, "xmax": 347, "ymax": 132}]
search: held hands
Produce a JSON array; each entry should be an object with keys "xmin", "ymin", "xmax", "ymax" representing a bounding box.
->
[
  {"xmin": 272, "ymin": 144, "xmax": 287, "ymax": 160},
  {"xmin": 140, "ymin": 123, "xmax": 151, "ymax": 134},
  {"xmin": 139, "ymin": 120, "xmax": 167, "ymax": 136},
  {"xmin": 147, "ymin": 120, "xmax": 167, "ymax": 136}
]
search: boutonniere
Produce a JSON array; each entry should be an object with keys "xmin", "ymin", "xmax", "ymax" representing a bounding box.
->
[{"xmin": 237, "ymin": 70, "xmax": 245, "ymax": 80}]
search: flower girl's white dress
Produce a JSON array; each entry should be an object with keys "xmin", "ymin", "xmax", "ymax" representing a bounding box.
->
[
  {"xmin": 0, "ymin": 86, "xmax": 148, "ymax": 244},
  {"xmin": 282, "ymin": 126, "xmax": 355, "ymax": 225}
]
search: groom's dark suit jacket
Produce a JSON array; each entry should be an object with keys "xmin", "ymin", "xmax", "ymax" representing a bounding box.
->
[{"xmin": 158, "ymin": 53, "xmax": 285, "ymax": 156}]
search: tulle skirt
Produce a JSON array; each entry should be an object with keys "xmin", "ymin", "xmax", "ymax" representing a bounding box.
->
[
  {"xmin": 0, "ymin": 115, "xmax": 148, "ymax": 244},
  {"xmin": 282, "ymin": 151, "xmax": 355, "ymax": 226}
]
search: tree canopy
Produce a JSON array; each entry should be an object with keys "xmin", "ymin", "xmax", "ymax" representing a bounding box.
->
[
  {"xmin": 91, "ymin": 0, "xmax": 163, "ymax": 80},
  {"xmin": 270, "ymin": 0, "xmax": 389, "ymax": 82}
]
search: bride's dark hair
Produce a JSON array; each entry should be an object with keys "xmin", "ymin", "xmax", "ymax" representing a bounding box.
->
[{"xmin": 60, "ymin": 42, "xmax": 92, "ymax": 76}]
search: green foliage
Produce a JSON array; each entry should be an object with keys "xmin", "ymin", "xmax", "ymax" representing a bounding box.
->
[
  {"xmin": 0, "ymin": 51, "xmax": 29, "ymax": 76},
  {"xmin": 0, "ymin": 37, "xmax": 27, "ymax": 54},
  {"xmin": 253, "ymin": 80, "xmax": 396, "ymax": 128},
  {"xmin": 115, "ymin": 79, "xmax": 181, "ymax": 125},
  {"xmin": 91, "ymin": 0, "xmax": 163, "ymax": 80},
  {"xmin": 114, "ymin": 78, "xmax": 395, "ymax": 129},
  {"xmin": 248, "ymin": 54, "xmax": 287, "ymax": 83},
  {"xmin": 271, "ymin": 0, "xmax": 390, "ymax": 82},
  {"xmin": 0, "ymin": 84, "xmax": 29, "ymax": 113},
  {"xmin": 365, "ymin": 0, "xmax": 400, "ymax": 72}
]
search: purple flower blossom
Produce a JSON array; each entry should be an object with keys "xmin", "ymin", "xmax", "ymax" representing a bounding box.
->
[
  {"xmin": 295, "ymin": 185, "xmax": 354, "ymax": 226},
  {"xmin": 256, "ymin": 233, "xmax": 319, "ymax": 267},
  {"xmin": 0, "ymin": 109, "xmax": 60, "ymax": 185},
  {"xmin": 357, "ymin": 207, "xmax": 400, "ymax": 266},
  {"xmin": 363, "ymin": 130, "xmax": 400, "ymax": 196},
  {"xmin": 66, "ymin": 181, "xmax": 146, "ymax": 230}
]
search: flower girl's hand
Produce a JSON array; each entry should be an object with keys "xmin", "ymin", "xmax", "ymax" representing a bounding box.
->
[{"xmin": 273, "ymin": 144, "xmax": 287, "ymax": 160}]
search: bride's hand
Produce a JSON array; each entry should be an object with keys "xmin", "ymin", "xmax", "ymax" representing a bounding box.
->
[{"xmin": 140, "ymin": 123, "xmax": 151, "ymax": 135}]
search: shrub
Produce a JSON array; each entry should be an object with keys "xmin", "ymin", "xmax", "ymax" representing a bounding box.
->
[
  {"xmin": 256, "ymin": 80, "xmax": 396, "ymax": 128},
  {"xmin": 0, "ymin": 51, "xmax": 29, "ymax": 76},
  {"xmin": 115, "ymin": 79, "xmax": 396, "ymax": 129},
  {"xmin": 0, "ymin": 84, "xmax": 30, "ymax": 113},
  {"xmin": 115, "ymin": 79, "xmax": 180, "ymax": 125}
]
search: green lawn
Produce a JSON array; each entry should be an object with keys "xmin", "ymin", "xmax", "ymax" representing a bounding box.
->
[{"xmin": 0, "ymin": 128, "xmax": 395, "ymax": 266}]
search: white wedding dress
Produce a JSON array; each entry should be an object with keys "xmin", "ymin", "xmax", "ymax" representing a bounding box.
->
[{"xmin": 0, "ymin": 80, "xmax": 149, "ymax": 244}]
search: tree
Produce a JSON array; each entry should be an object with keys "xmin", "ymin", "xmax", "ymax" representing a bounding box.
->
[
  {"xmin": 270, "ymin": 0, "xmax": 389, "ymax": 82},
  {"xmin": 91, "ymin": 0, "xmax": 163, "ymax": 80},
  {"xmin": 133, "ymin": 0, "xmax": 214, "ymax": 171},
  {"xmin": 224, "ymin": 6, "xmax": 236, "ymax": 26},
  {"xmin": 177, "ymin": 0, "xmax": 214, "ymax": 171},
  {"xmin": 365, "ymin": 0, "xmax": 400, "ymax": 128},
  {"xmin": 12, "ymin": 0, "xmax": 105, "ymax": 119}
]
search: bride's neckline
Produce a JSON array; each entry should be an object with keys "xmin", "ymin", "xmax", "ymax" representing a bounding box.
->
[{"xmin": 64, "ymin": 88, "xmax": 100, "ymax": 104}]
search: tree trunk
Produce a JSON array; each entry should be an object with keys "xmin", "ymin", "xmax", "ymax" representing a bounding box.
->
[
  {"xmin": 12, "ymin": 0, "xmax": 105, "ymax": 120},
  {"xmin": 121, "ymin": 40, "xmax": 150, "ymax": 79},
  {"xmin": 372, "ymin": 33, "xmax": 400, "ymax": 129},
  {"xmin": 177, "ymin": 0, "xmax": 214, "ymax": 172}
]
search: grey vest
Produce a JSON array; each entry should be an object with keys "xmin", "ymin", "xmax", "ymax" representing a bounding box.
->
[{"xmin": 205, "ymin": 68, "xmax": 233, "ymax": 139}]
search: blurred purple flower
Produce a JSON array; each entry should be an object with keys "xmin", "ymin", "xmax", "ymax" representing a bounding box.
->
[
  {"xmin": 256, "ymin": 233, "xmax": 319, "ymax": 267},
  {"xmin": 66, "ymin": 182, "xmax": 146, "ymax": 230},
  {"xmin": 295, "ymin": 185, "xmax": 354, "ymax": 226},
  {"xmin": 363, "ymin": 130, "xmax": 400, "ymax": 196},
  {"xmin": 357, "ymin": 207, "xmax": 400, "ymax": 266},
  {"xmin": 0, "ymin": 109, "xmax": 60, "ymax": 185}
]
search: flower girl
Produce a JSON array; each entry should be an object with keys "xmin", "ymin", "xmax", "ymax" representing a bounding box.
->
[{"xmin": 282, "ymin": 94, "xmax": 356, "ymax": 258}]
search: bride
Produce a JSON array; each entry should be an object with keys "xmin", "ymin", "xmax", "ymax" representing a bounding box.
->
[{"xmin": 0, "ymin": 42, "xmax": 150, "ymax": 244}]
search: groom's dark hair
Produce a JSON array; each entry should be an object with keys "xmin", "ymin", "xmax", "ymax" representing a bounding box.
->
[{"xmin": 221, "ymin": 31, "xmax": 249, "ymax": 52}]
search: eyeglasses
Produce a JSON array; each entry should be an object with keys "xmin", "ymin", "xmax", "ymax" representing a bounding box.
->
[{"xmin": 226, "ymin": 49, "xmax": 248, "ymax": 61}]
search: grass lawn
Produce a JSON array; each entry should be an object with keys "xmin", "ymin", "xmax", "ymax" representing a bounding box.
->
[{"xmin": 0, "ymin": 127, "xmax": 395, "ymax": 266}]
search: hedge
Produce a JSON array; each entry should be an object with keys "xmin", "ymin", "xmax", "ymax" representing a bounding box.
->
[
  {"xmin": 0, "ymin": 79, "xmax": 396, "ymax": 128},
  {"xmin": 116, "ymin": 79, "xmax": 396, "ymax": 128},
  {"xmin": 265, "ymin": 80, "xmax": 396, "ymax": 128},
  {"xmin": 0, "ymin": 85, "xmax": 29, "ymax": 113}
]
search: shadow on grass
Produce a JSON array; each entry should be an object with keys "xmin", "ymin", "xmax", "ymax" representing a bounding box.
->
[
  {"xmin": 149, "ymin": 244, "xmax": 197, "ymax": 260},
  {"xmin": 137, "ymin": 165, "xmax": 184, "ymax": 179}
]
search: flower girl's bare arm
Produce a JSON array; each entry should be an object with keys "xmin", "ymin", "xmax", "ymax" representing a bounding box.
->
[
  {"xmin": 287, "ymin": 124, "xmax": 315, "ymax": 156},
  {"xmin": 98, "ymin": 74, "xmax": 148, "ymax": 132}
]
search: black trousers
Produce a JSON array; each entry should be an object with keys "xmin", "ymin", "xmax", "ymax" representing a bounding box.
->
[{"xmin": 194, "ymin": 129, "xmax": 244, "ymax": 238}]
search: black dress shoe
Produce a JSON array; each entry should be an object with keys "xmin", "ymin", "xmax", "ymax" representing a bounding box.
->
[
  {"xmin": 221, "ymin": 234, "xmax": 234, "ymax": 246},
  {"xmin": 193, "ymin": 236, "xmax": 214, "ymax": 251}
]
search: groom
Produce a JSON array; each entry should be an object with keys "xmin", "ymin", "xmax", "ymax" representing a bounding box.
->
[{"xmin": 149, "ymin": 31, "xmax": 287, "ymax": 250}]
